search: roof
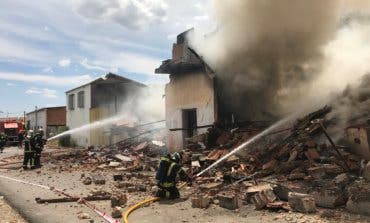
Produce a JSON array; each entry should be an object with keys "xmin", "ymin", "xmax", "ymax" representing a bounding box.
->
[
  {"xmin": 155, "ymin": 29, "xmax": 215, "ymax": 75},
  {"xmin": 65, "ymin": 73, "xmax": 146, "ymax": 93},
  {"xmin": 26, "ymin": 106, "xmax": 66, "ymax": 115}
]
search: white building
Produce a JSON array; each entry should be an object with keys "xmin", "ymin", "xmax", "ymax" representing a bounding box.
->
[
  {"xmin": 66, "ymin": 73, "xmax": 145, "ymax": 147},
  {"xmin": 26, "ymin": 106, "xmax": 66, "ymax": 138}
]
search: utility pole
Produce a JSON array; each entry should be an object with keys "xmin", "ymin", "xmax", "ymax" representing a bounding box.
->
[
  {"xmin": 35, "ymin": 106, "xmax": 38, "ymax": 131},
  {"xmin": 23, "ymin": 111, "xmax": 26, "ymax": 129}
]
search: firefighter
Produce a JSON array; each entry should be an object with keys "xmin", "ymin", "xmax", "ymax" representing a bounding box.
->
[
  {"xmin": 155, "ymin": 152, "xmax": 192, "ymax": 199},
  {"xmin": 33, "ymin": 129, "xmax": 45, "ymax": 168},
  {"xmin": 0, "ymin": 132, "xmax": 7, "ymax": 153},
  {"xmin": 23, "ymin": 130, "xmax": 35, "ymax": 169}
]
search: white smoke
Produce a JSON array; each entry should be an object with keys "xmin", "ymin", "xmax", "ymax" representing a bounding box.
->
[{"xmin": 188, "ymin": 0, "xmax": 370, "ymax": 121}]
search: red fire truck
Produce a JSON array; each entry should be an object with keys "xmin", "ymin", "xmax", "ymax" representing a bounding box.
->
[{"xmin": 0, "ymin": 118, "xmax": 25, "ymax": 145}]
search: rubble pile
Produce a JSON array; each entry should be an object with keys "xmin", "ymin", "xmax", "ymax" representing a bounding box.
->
[
  {"xmin": 47, "ymin": 136, "xmax": 167, "ymax": 172},
  {"xmin": 183, "ymin": 106, "xmax": 370, "ymax": 216}
]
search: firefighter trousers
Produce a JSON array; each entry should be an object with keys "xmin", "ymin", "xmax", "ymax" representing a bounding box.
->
[
  {"xmin": 156, "ymin": 185, "xmax": 180, "ymax": 199},
  {"xmin": 23, "ymin": 152, "xmax": 35, "ymax": 169},
  {"xmin": 34, "ymin": 153, "xmax": 41, "ymax": 168}
]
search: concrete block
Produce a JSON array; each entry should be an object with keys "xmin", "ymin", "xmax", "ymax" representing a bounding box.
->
[
  {"xmin": 217, "ymin": 193, "xmax": 239, "ymax": 210},
  {"xmin": 308, "ymin": 164, "xmax": 343, "ymax": 179},
  {"xmin": 111, "ymin": 207, "xmax": 122, "ymax": 218},
  {"xmin": 111, "ymin": 193, "xmax": 127, "ymax": 207},
  {"xmin": 312, "ymin": 186, "xmax": 347, "ymax": 208},
  {"xmin": 251, "ymin": 189, "xmax": 276, "ymax": 210},
  {"xmin": 288, "ymin": 192, "xmax": 316, "ymax": 213},
  {"xmin": 273, "ymin": 184, "xmax": 292, "ymax": 201},
  {"xmin": 346, "ymin": 180, "xmax": 370, "ymax": 216},
  {"xmin": 91, "ymin": 174, "xmax": 106, "ymax": 185}
]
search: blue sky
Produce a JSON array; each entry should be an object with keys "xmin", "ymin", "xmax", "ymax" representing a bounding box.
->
[{"xmin": 0, "ymin": 0, "xmax": 214, "ymax": 117}]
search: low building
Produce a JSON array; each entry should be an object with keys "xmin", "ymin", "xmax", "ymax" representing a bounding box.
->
[
  {"xmin": 65, "ymin": 73, "xmax": 146, "ymax": 147},
  {"xmin": 156, "ymin": 29, "xmax": 218, "ymax": 150},
  {"xmin": 26, "ymin": 106, "xmax": 66, "ymax": 138}
]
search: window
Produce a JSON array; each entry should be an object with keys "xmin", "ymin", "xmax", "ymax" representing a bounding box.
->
[
  {"xmin": 78, "ymin": 91, "xmax": 85, "ymax": 108},
  {"xmin": 68, "ymin": 94, "xmax": 75, "ymax": 110}
]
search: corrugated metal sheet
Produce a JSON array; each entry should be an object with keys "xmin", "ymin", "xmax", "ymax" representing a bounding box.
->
[{"xmin": 89, "ymin": 108, "xmax": 110, "ymax": 146}]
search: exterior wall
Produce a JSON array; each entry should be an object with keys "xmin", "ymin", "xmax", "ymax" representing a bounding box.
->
[
  {"xmin": 165, "ymin": 71, "xmax": 215, "ymax": 151},
  {"xmin": 46, "ymin": 107, "xmax": 66, "ymax": 138},
  {"xmin": 89, "ymin": 107, "xmax": 111, "ymax": 146},
  {"xmin": 26, "ymin": 109, "xmax": 47, "ymax": 133},
  {"xmin": 66, "ymin": 85, "xmax": 91, "ymax": 147},
  {"xmin": 346, "ymin": 127, "xmax": 370, "ymax": 160},
  {"xmin": 46, "ymin": 107, "xmax": 66, "ymax": 126}
]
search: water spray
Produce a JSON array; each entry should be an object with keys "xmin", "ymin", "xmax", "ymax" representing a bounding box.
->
[
  {"xmin": 196, "ymin": 114, "xmax": 296, "ymax": 177},
  {"xmin": 48, "ymin": 114, "xmax": 164, "ymax": 142}
]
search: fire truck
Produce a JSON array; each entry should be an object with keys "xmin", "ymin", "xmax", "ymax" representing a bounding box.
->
[{"xmin": 0, "ymin": 118, "xmax": 25, "ymax": 145}]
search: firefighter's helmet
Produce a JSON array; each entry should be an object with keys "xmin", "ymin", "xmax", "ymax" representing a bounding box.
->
[
  {"xmin": 172, "ymin": 152, "xmax": 183, "ymax": 163},
  {"xmin": 37, "ymin": 128, "xmax": 44, "ymax": 137},
  {"xmin": 27, "ymin": 130, "xmax": 34, "ymax": 139}
]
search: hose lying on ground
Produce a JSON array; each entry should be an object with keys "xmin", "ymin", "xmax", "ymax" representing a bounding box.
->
[
  {"xmin": 123, "ymin": 182, "xmax": 188, "ymax": 223},
  {"xmin": 123, "ymin": 197, "xmax": 160, "ymax": 223}
]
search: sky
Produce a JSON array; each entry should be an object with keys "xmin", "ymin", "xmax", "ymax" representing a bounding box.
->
[{"xmin": 0, "ymin": 0, "xmax": 214, "ymax": 117}]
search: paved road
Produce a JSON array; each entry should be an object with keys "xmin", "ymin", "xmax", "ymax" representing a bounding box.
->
[
  {"xmin": 0, "ymin": 146, "xmax": 23, "ymax": 159},
  {"xmin": 0, "ymin": 195, "xmax": 27, "ymax": 223}
]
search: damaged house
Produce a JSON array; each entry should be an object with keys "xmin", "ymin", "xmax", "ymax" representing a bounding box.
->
[
  {"xmin": 155, "ymin": 29, "xmax": 267, "ymax": 151},
  {"xmin": 155, "ymin": 30, "xmax": 217, "ymax": 150},
  {"xmin": 66, "ymin": 73, "xmax": 146, "ymax": 147}
]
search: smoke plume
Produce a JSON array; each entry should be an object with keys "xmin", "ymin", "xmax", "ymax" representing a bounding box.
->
[{"xmin": 189, "ymin": 0, "xmax": 370, "ymax": 122}]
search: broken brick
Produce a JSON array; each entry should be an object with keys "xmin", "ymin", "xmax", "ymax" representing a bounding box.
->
[
  {"xmin": 191, "ymin": 195, "xmax": 211, "ymax": 209},
  {"xmin": 287, "ymin": 172, "xmax": 306, "ymax": 180},
  {"xmin": 262, "ymin": 159, "xmax": 277, "ymax": 170},
  {"xmin": 304, "ymin": 148, "xmax": 320, "ymax": 160},
  {"xmin": 199, "ymin": 182, "xmax": 222, "ymax": 191},
  {"xmin": 113, "ymin": 175, "xmax": 123, "ymax": 181},
  {"xmin": 82, "ymin": 177, "xmax": 92, "ymax": 185},
  {"xmin": 308, "ymin": 164, "xmax": 343, "ymax": 179}
]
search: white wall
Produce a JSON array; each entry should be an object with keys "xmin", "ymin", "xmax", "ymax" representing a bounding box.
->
[
  {"xmin": 66, "ymin": 85, "xmax": 91, "ymax": 147},
  {"xmin": 165, "ymin": 71, "xmax": 215, "ymax": 151},
  {"xmin": 26, "ymin": 109, "xmax": 47, "ymax": 132}
]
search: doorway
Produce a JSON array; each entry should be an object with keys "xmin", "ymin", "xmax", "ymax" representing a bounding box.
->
[{"xmin": 182, "ymin": 109, "xmax": 197, "ymax": 140}]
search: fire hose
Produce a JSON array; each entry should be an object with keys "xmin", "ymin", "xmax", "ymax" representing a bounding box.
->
[{"xmin": 123, "ymin": 182, "xmax": 188, "ymax": 223}]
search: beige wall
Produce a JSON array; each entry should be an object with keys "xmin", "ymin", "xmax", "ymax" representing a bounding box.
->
[
  {"xmin": 165, "ymin": 71, "xmax": 215, "ymax": 151},
  {"xmin": 346, "ymin": 127, "xmax": 370, "ymax": 160}
]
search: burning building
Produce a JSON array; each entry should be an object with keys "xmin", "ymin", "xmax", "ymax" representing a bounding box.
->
[
  {"xmin": 155, "ymin": 30, "xmax": 217, "ymax": 150},
  {"xmin": 66, "ymin": 73, "xmax": 146, "ymax": 147},
  {"xmin": 156, "ymin": 29, "xmax": 271, "ymax": 151}
]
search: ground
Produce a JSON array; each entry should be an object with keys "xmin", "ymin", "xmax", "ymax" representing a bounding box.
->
[
  {"xmin": 0, "ymin": 146, "xmax": 370, "ymax": 223},
  {"xmin": 0, "ymin": 196, "xmax": 27, "ymax": 223}
]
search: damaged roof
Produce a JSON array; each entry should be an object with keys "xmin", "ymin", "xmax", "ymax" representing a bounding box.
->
[
  {"xmin": 155, "ymin": 29, "xmax": 214, "ymax": 75},
  {"xmin": 66, "ymin": 73, "xmax": 146, "ymax": 93}
]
